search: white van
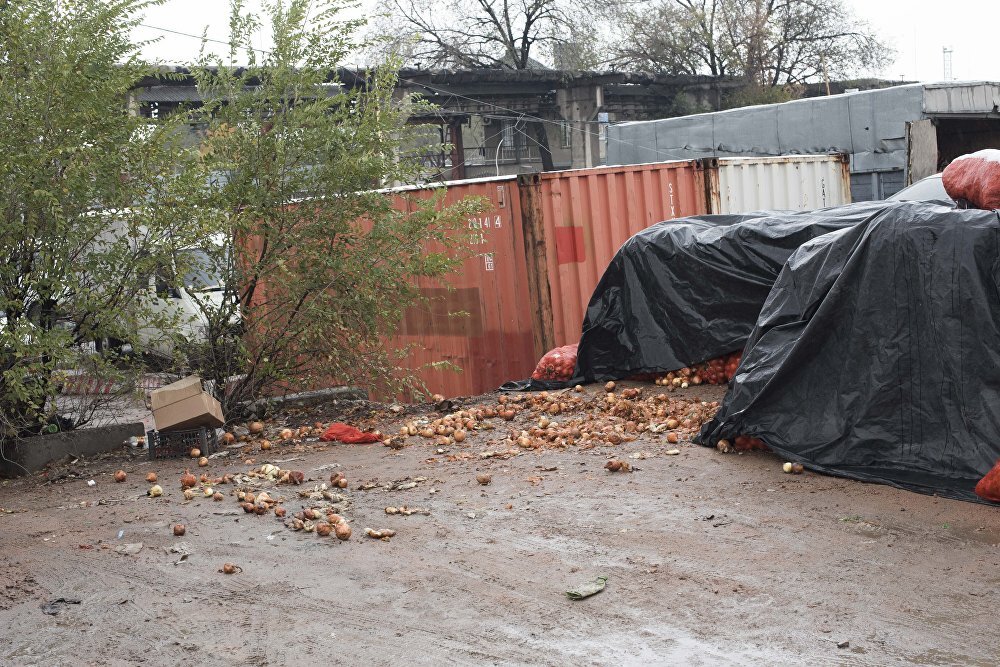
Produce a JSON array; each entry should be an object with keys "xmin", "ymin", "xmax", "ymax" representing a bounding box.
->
[
  {"xmin": 69, "ymin": 211, "xmax": 235, "ymax": 362},
  {"xmin": 138, "ymin": 236, "xmax": 232, "ymax": 359}
]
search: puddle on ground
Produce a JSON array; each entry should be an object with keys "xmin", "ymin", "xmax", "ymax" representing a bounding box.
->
[
  {"xmin": 906, "ymin": 647, "xmax": 997, "ymax": 666},
  {"xmin": 499, "ymin": 622, "xmax": 786, "ymax": 666}
]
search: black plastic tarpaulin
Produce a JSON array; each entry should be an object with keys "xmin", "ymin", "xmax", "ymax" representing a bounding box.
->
[
  {"xmin": 573, "ymin": 201, "xmax": 898, "ymax": 382},
  {"xmin": 697, "ymin": 201, "xmax": 1000, "ymax": 502}
]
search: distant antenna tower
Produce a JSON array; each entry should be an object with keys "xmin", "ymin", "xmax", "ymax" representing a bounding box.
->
[{"xmin": 942, "ymin": 47, "xmax": 953, "ymax": 80}]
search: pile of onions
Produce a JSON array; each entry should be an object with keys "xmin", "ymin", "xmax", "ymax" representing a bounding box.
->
[
  {"xmin": 653, "ymin": 352, "xmax": 743, "ymax": 388},
  {"xmin": 457, "ymin": 388, "xmax": 723, "ymax": 451},
  {"xmin": 401, "ymin": 409, "xmax": 481, "ymax": 446}
]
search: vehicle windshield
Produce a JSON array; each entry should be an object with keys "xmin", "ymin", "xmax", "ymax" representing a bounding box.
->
[
  {"xmin": 887, "ymin": 175, "xmax": 951, "ymax": 202},
  {"xmin": 177, "ymin": 248, "xmax": 223, "ymax": 291}
]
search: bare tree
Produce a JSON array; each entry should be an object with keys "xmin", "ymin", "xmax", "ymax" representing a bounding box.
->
[
  {"xmin": 612, "ymin": 0, "xmax": 892, "ymax": 86},
  {"xmin": 372, "ymin": 0, "xmax": 605, "ymax": 172},
  {"xmin": 378, "ymin": 0, "xmax": 581, "ymax": 70}
]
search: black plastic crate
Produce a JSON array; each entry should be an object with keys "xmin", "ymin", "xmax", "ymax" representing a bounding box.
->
[{"xmin": 146, "ymin": 427, "xmax": 215, "ymax": 460}]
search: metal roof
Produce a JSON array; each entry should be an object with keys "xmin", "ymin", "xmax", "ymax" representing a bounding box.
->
[
  {"xmin": 133, "ymin": 83, "xmax": 343, "ymax": 104},
  {"xmin": 135, "ymin": 86, "xmax": 204, "ymax": 103},
  {"xmin": 608, "ymin": 82, "xmax": 1000, "ymax": 173}
]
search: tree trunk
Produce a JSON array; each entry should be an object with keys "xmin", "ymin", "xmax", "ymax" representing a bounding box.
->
[{"xmin": 531, "ymin": 121, "xmax": 554, "ymax": 172}]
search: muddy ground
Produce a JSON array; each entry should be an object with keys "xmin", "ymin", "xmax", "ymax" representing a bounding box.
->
[{"xmin": 2, "ymin": 384, "xmax": 999, "ymax": 666}]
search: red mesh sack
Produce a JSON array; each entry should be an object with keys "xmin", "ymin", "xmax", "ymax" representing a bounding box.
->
[
  {"xmin": 974, "ymin": 459, "xmax": 1000, "ymax": 502},
  {"xmin": 733, "ymin": 435, "xmax": 769, "ymax": 451},
  {"xmin": 942, "ymin": 150, "xmax": 1000, "ymax": 210},
  {"xmin": 531, "ymin": 343, "xmax": 578, "ymax": 381},
  {"xmin": 320, "ymin": 422, "xmax": 382, "ymax": 444}
]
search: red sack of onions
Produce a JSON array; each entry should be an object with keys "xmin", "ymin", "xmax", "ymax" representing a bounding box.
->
[
  {"xmin": 531, "ymin": 344, "xmax": 578, "ymax": 381},
  {"xmin": 733, "ymin": 435, "xmax": 768, "ymax": 451},
  {"xmin": 942, "ymin": 150, "xmax": 1000, "ymax": 210},
  {"xmin": 975, "ymin": 459, "xmax": 1000, "ymax": 502}
]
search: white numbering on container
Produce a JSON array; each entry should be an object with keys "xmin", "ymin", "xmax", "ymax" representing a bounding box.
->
[
  {"xmin": 468, "ymin": 214, "xmax": 503, "ymax": 245},
  {"xmin": 468, "ymin": 215, "xmax": 503, "ymax": 230},
  {"xmin": 668, "ymin": 182, "xmax": 676, "ymax": 217},
  {"xmin": 484, "ymin": 253, "xmax": 495, "ymax": 271}
]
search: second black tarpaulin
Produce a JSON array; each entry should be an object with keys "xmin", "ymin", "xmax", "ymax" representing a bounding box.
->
[
  {"xmin": 574, "ymin": 201, "xmax": 899, "ymax": 381},
  {"xmin": 697, "ymin": 201, "xmax": 1000, "ymax": 502}
]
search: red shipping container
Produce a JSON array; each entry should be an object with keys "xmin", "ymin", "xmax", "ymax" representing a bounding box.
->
[
  {"xmin": 519, "ymin": 161, "xmax": 714, "ymax": 350},
  {"xmin": 247, "ymin": 161, "xmax": 718, "ymax": 399},
  {"xmin": 387, "ymin": 178, "xmax": 537, "ymax": 399}
]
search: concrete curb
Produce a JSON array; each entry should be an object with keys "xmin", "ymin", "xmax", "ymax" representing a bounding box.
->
[
  {"xmin": 243, "ymin": 386, "xmax": 369, "ymax": 418},
  {"xmin": 0, "ymin": 422, "xmax": 146, "ymax": 478}
]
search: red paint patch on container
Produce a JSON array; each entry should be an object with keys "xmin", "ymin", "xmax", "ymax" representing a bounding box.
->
[{"xmin": 554, "ymin": 227, "xmax": 586, "ymax": 264}]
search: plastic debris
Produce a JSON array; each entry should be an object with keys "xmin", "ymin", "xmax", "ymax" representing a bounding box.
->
[{"xmin": 566, "ymin": 576, "xmax": 608, "ymax": 600}]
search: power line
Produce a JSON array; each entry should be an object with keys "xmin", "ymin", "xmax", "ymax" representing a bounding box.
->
[
  {"xmin": 139, "ymin": 23, "xmax": 273, "ymax": 55},
  {"xmin": 512, "ymin": 124, "xmax": 550, "ymax": 156}
]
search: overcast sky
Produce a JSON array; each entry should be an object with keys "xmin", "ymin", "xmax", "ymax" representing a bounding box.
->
[{"xmin": 133, "ymin": 0, "xmax": 1000, "ymax": 83}]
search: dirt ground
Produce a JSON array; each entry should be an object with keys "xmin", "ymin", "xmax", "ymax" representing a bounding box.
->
[{"xmin": 2, "ymin": 384, "xmax": 1000, "ymax": 666}]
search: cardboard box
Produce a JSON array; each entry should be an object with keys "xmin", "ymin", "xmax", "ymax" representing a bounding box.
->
[
  {"xmin": 151, "ymin": 376, "xmax": 225, "ymax": 432},
  {"xmin": 150, "ymin": 375, "xmax": 204, "ymax": 412}
]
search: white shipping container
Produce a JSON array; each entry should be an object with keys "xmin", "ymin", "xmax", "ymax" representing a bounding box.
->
[{"xmin": 709, "ymin": 154, "xmax": 852, "ymax": 214}]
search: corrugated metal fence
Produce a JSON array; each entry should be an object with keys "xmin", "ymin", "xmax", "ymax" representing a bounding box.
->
[{"xmin": 714, "ymin": 155, "xmax": 851, "ymax": 214}]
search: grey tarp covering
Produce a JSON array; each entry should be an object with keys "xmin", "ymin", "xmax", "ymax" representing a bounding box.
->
[
  {"xmin": 574, "ymin": 201, "xmax": 898, "ymax": 382},
  {"xmin": 607, "ymin": 84, "xmax": 925, "ymax": 171},
  {"xmin": 697, "ymin": 201, "xmax": 1000, "ymax": 502}
]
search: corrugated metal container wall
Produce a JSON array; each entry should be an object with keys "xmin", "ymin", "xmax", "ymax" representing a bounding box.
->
[
  {"xmin": 712, "ymin": 154, "xmax": 852, "ymax": 213},
  {"xmin": 520, "ymin": 161, "xmax": 712, "ymax": 350},
  {"xmin": 388, "ymin": 178, "xmax": 538, "ymax": 398}
]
